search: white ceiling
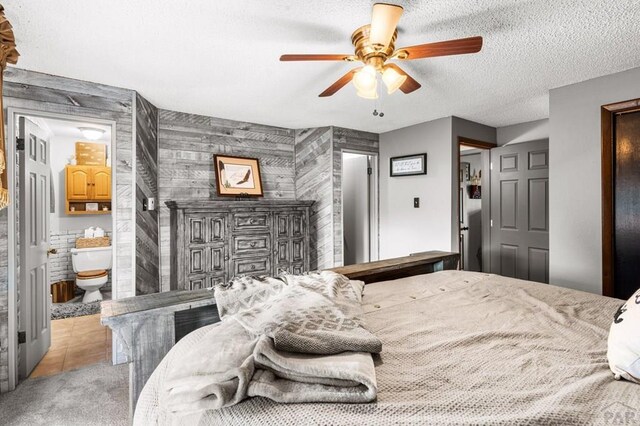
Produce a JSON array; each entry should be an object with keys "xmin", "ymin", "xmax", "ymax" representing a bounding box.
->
[
  {"xmin": 5, "ymin": 0, "xmax": 640, "ymax": 133},
  {"xmin": 31, "ymin": 116, "xmax": 111, "ymax": 143}
]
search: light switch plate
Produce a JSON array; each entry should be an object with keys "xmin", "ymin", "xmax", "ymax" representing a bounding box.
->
[{"xmin": 143, "ymin": 197, "xmax": 156, "ymax": 211}]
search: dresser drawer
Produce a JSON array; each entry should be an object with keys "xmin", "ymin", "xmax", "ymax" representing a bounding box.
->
[
  {"xmin": 233, "ymin": 233, "xmax": 271, "ymax": 256},
  {"xmin": 233, "ymin": 257, "xmax": 271, "ymax": 276},
  {"xmin": 232, "ymin": 212, "xmax": 270, "ymax": 231}
]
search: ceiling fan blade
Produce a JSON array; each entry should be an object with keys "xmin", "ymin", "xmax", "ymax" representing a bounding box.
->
[
  {"xmin": 370, "ymin": 3, "xmax": 403, "ymax": 48},
  {"xmin": 319, "ymin": 68, "xmax": 362, "ymax": 97},
  {"xmin": 385, "ymin": 63, "xmax": 421, "ymax": 94},
  {"xmin": 397, "ymin": 36, "xmax": 483, "ymax": 60},
  {"xmin": 280, "ymin": 54, "xmax": 353, "ymax": 61}
]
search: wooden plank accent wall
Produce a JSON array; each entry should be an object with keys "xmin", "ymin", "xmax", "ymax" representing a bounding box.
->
[
  {"xmin": 331, "ymin": 127, "xmax": 379, "ymax": 267},
  {"xmin": 135, "ymin": 93, "xmax": 160, "ymax": 295},
  {"xmin": 157, "ymin": 110, "xmax": 296, "ymax": 291},
  {"xmin": 294, "ymin": 127, "xmax": 333, "ymax": 270},
  {"xmin": 0, "ymin": 68, "xmax": 136, "ymax": 392},
  {"xmin": 294, "ymin": 126, "xmax": 379, "ymax": 269}
]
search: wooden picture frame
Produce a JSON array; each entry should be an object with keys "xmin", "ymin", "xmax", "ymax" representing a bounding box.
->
[
  {"xmin": 213, "ymin": 154, "xmax": 263, "ymax": 197},
  {"xmin": 390, "ymin": 153, "xmax": 427, "ymax": 177}
]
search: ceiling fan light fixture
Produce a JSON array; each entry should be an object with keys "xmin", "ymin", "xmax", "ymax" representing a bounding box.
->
[
  {"xmin": 78, "ymin": 127, "xmax": 106, "ymax": 141},
  {"xmin": 352, "ymin": 65, "xmax": 378, "ymax": 92},
  {"xmin": 356, "ymin": 86, "xmax": 379, "ymax": 99},
  {"xmin": 382, "ymin": 66, "xmax": 407, "ymax": 94}
]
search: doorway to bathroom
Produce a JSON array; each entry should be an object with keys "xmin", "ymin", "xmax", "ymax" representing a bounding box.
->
[{"xmin": 8, "ymin": 111, "xmax": 116, "ymax": 380}]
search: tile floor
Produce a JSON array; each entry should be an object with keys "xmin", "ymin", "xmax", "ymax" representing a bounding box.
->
[{"xmin": 29, "ymin": 313, "xmax": 112, "ymax": 378}]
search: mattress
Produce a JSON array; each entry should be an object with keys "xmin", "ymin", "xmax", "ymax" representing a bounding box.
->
[{"xmin": 135, "ymin": 270, "xmax": 640, "ymax": 425}]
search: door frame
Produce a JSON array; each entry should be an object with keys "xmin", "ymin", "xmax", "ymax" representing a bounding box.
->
[
  {"xmin": 457, "ymin": 137, "xmax": 496, "ymax": 272},
  {"xmin": 601, "ymin": 98, "xmax": 640, "ymax": 297},
  {"xmin": 6, "ymin": 107, "xmax": 117, "ymax": 391},
  {"xmin": 339, "ymin": 149, "xmax": 379, "ymax": 265}
]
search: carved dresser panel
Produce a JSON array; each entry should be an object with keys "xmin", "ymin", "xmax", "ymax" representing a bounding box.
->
[{"xmin": 167, "ymin": 200, "xmax": 313, "ymax": 290}]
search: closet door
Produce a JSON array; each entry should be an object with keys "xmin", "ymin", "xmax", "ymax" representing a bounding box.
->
[
  {"xmin": 614, "ymin": 110, "xmax": 640, "ymax": 299},
  {"xmin": 490, "ymin": 140, "xmax": 549, "ymax": 283}
]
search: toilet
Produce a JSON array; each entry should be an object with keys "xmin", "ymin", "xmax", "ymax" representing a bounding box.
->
[{"xmin": 70, "ymin": 246, "xmax": 113, "ymax": 303}]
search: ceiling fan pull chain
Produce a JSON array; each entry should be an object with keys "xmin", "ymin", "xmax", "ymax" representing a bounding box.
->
[{"xmin": 373, "ymin": 87, "xmax": 384, "ymax": 118}]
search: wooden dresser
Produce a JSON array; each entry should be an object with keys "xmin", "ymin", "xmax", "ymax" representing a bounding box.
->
[{"xmin": 167, "ymin": 200, "xmax": 314, "ymax": 290}]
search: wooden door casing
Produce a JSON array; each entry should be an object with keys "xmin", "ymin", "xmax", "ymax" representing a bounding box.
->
[
  {"xmin": 613, "ymin": 110, "xmax": 640, "ymax": 299},
  {"xmin": 602, "ymin": 99, "xmax": 640, "ymax": 298}
]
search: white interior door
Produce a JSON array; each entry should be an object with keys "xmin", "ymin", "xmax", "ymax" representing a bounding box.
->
[{"xmin": 18, "ymin": 117, "xmax": 51, "ymax": 378}]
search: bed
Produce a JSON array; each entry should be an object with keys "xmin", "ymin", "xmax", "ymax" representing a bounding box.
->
[{"xmin": 134, "ymin": 270, "xmax": 639, "ymax": 425}]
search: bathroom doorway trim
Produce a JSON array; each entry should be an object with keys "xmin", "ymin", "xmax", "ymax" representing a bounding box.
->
[{"xmin": 6, "ymin": 107, "xmax": 118, "ymax": 391}]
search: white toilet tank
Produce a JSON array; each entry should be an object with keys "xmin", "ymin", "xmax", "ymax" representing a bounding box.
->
[{"xmin": 70, "ymin": 246, "xmax": 113, "ymax": 272}]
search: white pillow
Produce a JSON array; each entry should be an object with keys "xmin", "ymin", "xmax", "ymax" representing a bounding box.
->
[{"xmin": 607, "ymin": 288, "xmax": 640, "ymax": 384}]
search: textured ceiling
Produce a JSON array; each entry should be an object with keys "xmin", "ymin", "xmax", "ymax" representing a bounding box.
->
[{"xmin": 5, "ymin": 0, "xmax": 640, "ymax": 133}]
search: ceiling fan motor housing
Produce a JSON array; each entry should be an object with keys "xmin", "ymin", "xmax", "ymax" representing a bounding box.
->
[{"xmin": 351, "ymin": 24, "xmax": 397, "ymax": 69}]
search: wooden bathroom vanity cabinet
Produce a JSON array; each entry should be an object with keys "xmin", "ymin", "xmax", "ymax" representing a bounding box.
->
[{"xmin": 65, "ymin": 165, "xmax": 112, "ymax": 214}]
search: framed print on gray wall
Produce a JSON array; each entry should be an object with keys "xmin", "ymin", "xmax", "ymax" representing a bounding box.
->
[
  {"xmin": 214, "ymin": 154, "xmax": 264, "ymax": 197},
  {"xmin": 390, "ymin": 153, "xmax": 427, "ymax": 177}
]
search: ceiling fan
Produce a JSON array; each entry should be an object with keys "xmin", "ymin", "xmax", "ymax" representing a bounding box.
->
[{"xmin": 280, "ymin": 3, "xmax": 483, "ymax": 98}]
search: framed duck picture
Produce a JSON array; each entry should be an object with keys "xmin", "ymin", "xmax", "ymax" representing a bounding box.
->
[{"xmin": 214, "ymin": 154, "xmax": 264, "ymax": 197}]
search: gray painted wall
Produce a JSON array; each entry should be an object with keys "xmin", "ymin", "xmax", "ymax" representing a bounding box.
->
[
  {"xmin": 380, "ymin": 117, "xmax": 454, "ymax": 258},
  {"xmin": 379, "ymin": 116, "xmax": 496, "ymax": 260},
  {"xmin": 549, "ymin": 66, "xmax": 640, "ymax": 294},
  {"xmin": 497, "ymin": 119, "xmax": 549, "ymax": 146}
]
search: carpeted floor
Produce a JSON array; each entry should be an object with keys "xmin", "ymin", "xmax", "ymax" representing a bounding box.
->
[{"xmin": 0, "ymin": 362, "xmax": 128, "ymax": 426}]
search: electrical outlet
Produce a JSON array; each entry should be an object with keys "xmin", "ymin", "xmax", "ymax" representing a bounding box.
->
[{"xmin": 414, "ymin": 197, "xmax": 420, "ymax": 208}]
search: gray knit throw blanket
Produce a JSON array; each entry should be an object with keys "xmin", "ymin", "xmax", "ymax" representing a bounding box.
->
[{"xmin": 159, "ymin": 271, "xmax": 381, "ymax": 413}]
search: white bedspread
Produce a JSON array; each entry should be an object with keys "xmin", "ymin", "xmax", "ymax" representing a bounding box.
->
[{"xmin": 135, "ymin": 271, "xmax": 640, "ymax": 425}]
